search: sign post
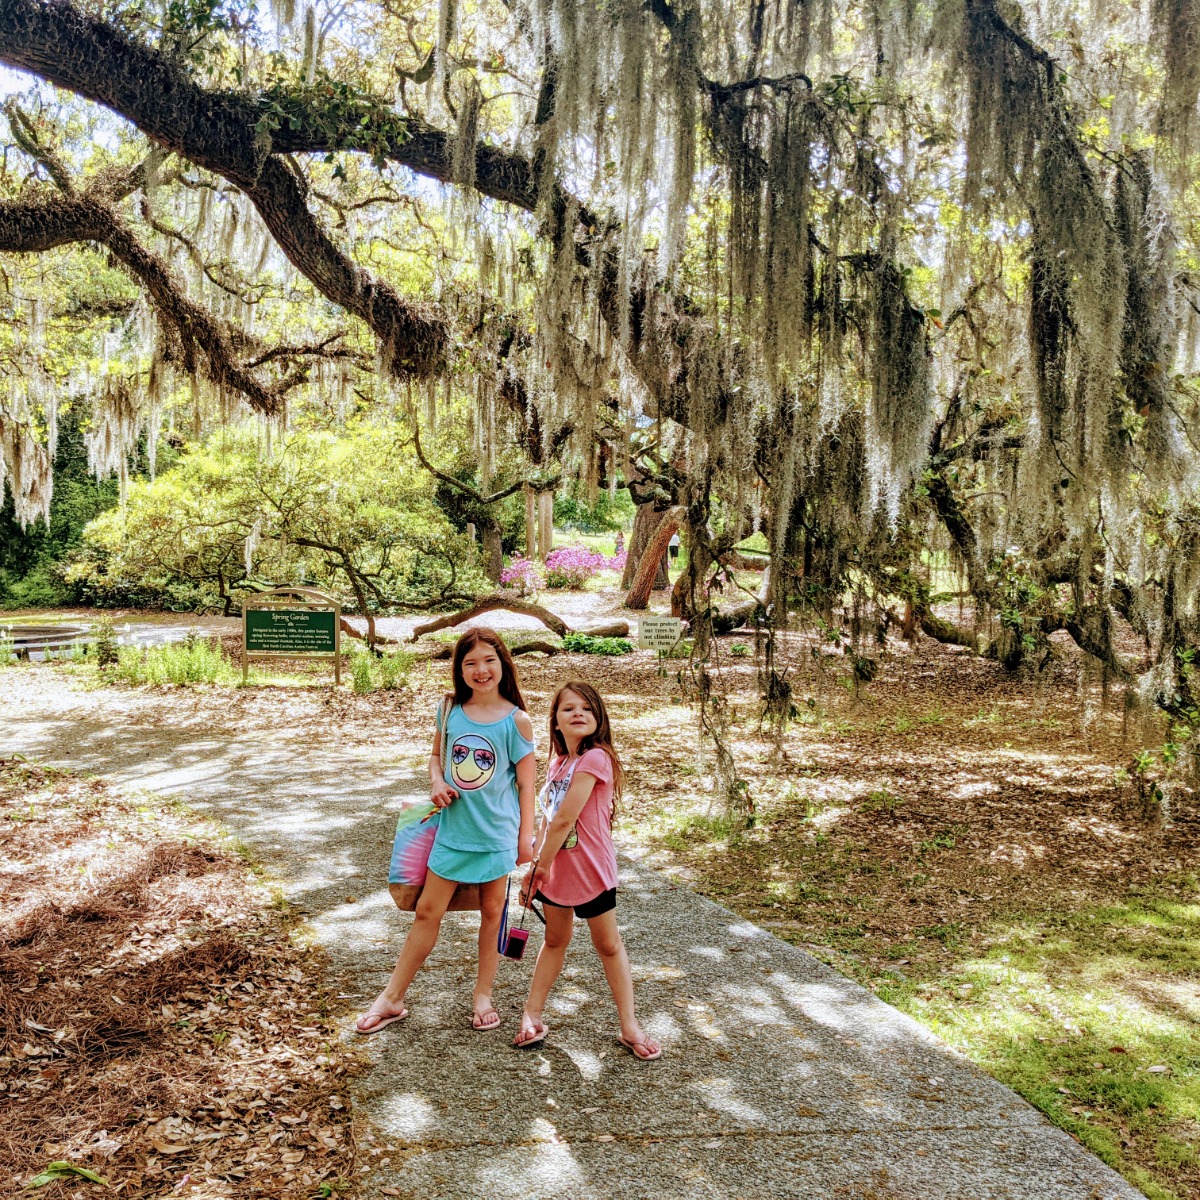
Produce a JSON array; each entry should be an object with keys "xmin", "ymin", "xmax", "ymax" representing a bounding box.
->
[
  {"xmin": 241, "ymin": 587, "xmax": 342, "ymax": 686},
  {"xmin": 638, "ymin": 615, "xmax": 685, "ymax": 652}
]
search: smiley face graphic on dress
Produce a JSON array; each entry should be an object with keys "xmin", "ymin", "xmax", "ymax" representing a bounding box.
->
[{"xmin": 450, "ymin": 734, "xmax": 498, "ymax": 791}]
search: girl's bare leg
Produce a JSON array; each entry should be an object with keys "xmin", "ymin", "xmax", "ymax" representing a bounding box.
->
[
  {"xmin": 357, "ymin": 872, "xmax": 458, "ymax": 1031},
  {"xmin": 471, "ymin": 875, "xmax": 510, "ymax": 1028},
  {"xmin": 587, "ymin": 910, "xmax": 660, "ymax": 1056},
  {"xmin": 515, "ymin": 903, "xmax": 575, "ymax": 1045}
]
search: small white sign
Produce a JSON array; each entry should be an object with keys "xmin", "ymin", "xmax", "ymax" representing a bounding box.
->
[{"xmin": 639, "ymin": 615, "xmax": 684, "ymax": 649}]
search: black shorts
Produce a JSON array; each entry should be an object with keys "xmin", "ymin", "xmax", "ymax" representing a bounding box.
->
[{"xmin": 535, "ymin": 887, "xmax": 617, "ymax": 919}]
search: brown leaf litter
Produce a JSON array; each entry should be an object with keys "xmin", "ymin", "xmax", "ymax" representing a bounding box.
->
[{"xmin": 0, "ymin": 758, "xmax": 361, "ymax": 1198}]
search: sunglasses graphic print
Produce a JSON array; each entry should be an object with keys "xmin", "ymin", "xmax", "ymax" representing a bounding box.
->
[{"xmin": 449, "ymin": 734, "xmax": 498, "ymax": 790}]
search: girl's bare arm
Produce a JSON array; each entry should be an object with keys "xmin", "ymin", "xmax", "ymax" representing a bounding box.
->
[
  {"xmin": 429, "ymin": 715, "xmax": 458, "ymax": 807},
  {"xmin": 514, "ymin": 711, "xmax": 537, "ymax": 863}
]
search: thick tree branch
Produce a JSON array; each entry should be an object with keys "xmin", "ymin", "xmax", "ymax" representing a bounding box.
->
[
  {"xmin": 0, "ymin": 0, "xmax": 447, "ymax": 376},
  {"xmin": 0, "ymin": 186, "xmax": 279, "ymax": 412},
  {"xmin": 410, "ymin": 593, "xmax": 572, "ymax": 639}
]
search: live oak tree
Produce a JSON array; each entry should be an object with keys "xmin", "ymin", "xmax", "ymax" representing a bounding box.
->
[{"xmin": 3, "ymin": 0, "xmax": 1200, "ymax": 808}]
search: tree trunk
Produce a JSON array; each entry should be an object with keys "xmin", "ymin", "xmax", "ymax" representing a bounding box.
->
[
  {"xmin": 525, "ymin": 485, "xmax": 537, "ymax": 558},
  {"xmin": 537, "ymin": 490, "xmax": 554, "ymax": 559},
  {"xmin": 481, "ymin": 519, "xmax": 503, "ymax": 583},
  {"xmin": 623, "ymin": 501, "xmax": 670, "ymax": 589},
  {"xmin": 625, "ymin": 506, "xmax": 686, "ymax": 610}
]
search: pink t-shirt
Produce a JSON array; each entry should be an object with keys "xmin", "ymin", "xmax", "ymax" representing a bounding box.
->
[{"xmin": 539, "ymin": 748, "xmax": 618, "ymax": 907}]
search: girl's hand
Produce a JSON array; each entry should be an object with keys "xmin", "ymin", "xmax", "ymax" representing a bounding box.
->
[
  {"xmin": 520, "ymin": 862, "xmax": 547, "ymax": 905},
  {"xmin": 430, "ymin": 778, "xmax": 459, "ymax": 809}
]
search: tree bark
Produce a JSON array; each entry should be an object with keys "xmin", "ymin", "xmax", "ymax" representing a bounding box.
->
[
  {"xmin": 625, "ymin": 506, "xmax": 686, "ymax": 610},
  {"xmin": 623, "ymin": 501, "xmax": 670, "ymax": 589},
  {"xmin": 525, "ymin": 486, "xmax": 537, "ymax": 558},
  {"xmin": 537, "ymin": 490, "xmax": 554, "ymax": 560},
  {"xmin": 481, "ymin": 519, "xmax": 504, "ymax": 583}
]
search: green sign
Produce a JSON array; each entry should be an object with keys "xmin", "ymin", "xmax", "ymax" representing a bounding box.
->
[{"xmin": 245, "ymin": 607, "xmax": 337, "ymax": 655}]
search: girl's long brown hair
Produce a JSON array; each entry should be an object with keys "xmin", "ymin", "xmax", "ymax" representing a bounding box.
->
[
  {"xmin": 548, "ymin": 681, "xmax": 624, "ymax": 811},
  {"xmin": 447, "ymin": 627, "xmax": 527, "ymax": 711}
]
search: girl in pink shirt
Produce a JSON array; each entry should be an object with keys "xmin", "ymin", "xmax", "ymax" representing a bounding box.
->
[{"xmin": 514, "ymin": 681, "xmax": 661, "ymax": 1060}]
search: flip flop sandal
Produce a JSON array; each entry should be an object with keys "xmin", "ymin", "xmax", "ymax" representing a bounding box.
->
[
  {"xmin": 616, "ymin": 1034, "xmax": 662, "ymax": 1061},
  {"xmin": 514, "ymin": 1025, "xmax": 547, "ymax": 1049},
  {"xmin": 355, "ymin": 1007, "xmax": 409, "ymax": 1035},
  {"xmin": 471, "ymin": 1008, "xmax": 502, "ymax": 1031}
]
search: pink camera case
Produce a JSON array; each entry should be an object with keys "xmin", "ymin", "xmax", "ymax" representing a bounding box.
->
[{"xmin": 501, "ymin": 928, "xmax": 529, "ymax": 959}]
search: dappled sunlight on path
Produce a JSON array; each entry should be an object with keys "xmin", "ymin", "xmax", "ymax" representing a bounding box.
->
[{"xmin": 1, "ymin": 670, "xmax": 1143, "ymax": 1199}]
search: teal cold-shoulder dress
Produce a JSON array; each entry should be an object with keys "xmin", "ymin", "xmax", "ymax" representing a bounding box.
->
[{"xmin": 427, "ymin": 703, "xmax": 536, "ymax": 884}]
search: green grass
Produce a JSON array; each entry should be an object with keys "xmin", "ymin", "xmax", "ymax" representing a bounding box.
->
[
  {"xmin": 631, "ymin": 780, "xmax": 1199, "ymax": 1198},
  {"xmin": 871, "ymin": 892, "xmax": 1200, "ymax": 1199},
  {"xmin": 861, "ymin": 787, "xmax": 905, "ymax": 813},
  {"xmin": 635, "ymin": 806, "xmax": 750, "ymax": 852}
]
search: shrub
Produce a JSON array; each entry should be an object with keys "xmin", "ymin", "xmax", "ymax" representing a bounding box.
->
[
  {"xmin": 377, "ymin": 648, "xmax": 413, "ymax": 690},
  {"xmin": 92, "ymin": 618, "xmax": 119, "ymax": 667},
  {"xmin": 606, "ymin": 550, "xmax": 628, "ymax": 572},
  {"xmin": 544, "ymin": 546, "xmax": 608, "ymax": 589},
  {"xmin": 349, "ymin": 644, "xmax": 413, "ymax": 692},
  {"xmin": 113, "ymin": 636, "xmax": 232, "ymax": 686},
  {"xmin": 500, "ymin": 555, "xmax": 544, "ymax": 595},
  {"xmin": 562, "ymin": 632, "xmax": 633, "ymax": 655},
  {"xmin": 730, "ymin": 642, "xmax": 751, "ymax": 657},
  {"xmin": 657, "ymin": 637, "xmax": 693, "ymax": 659},
  {"xmin": 0, "ymin": 633, "xmax": 15, "ymax": 667},
  {"xmin": 350, "ymin": 646, "xmax": 375, "ymax": 694}
]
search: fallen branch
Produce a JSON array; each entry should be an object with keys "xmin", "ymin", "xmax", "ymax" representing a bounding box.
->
[
  {"xmin": 410, "ymin": 593, "xmax": 571, "ymax": 640},
  {"xmin": 338, "ymin": 618, "xmax": 400, "ymax": 645},
  {"xmin": 920, "ymin": 612, "xmax": 979, "ymax": 650},
  {"xmin": 575, "ymin": 620, "xmax": 631, "ymax": 638}
]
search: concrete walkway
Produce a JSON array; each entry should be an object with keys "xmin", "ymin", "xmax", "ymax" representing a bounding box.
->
[{"xmin": 2, "ymin": 676, "xmax": 1143, "ymax": 1200}]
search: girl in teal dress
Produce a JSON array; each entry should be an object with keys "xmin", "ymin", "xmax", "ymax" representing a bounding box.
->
[{"xmin": 356, "ymin": 628, "xmax": 536, "ymax": 1033}]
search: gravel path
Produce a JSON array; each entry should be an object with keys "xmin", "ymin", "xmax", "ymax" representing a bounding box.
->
[{"xmin": 1, "ymin": 669, "xmax": 1143, "ymax": 1200}]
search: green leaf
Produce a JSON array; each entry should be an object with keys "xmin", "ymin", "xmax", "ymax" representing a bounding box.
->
[{"xmin": 27, "ymin": 1162, "xmax": 109, "ymax": 1188}]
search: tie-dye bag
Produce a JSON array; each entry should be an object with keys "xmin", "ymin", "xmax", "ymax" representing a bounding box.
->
[{"xmin": 387, "ymin": 800, "xmax": 439, "ymax": 887}]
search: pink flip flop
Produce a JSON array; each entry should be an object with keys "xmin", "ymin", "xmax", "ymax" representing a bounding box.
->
[
  {"xmin": 514, "ymin": 1022, "xmax": 547, "ymax": 1049},
  {"xmin": 471, "ymin": 1007, "xmax": 502, "ymax": 1031},
  {"xmin": 355, "ymin": 1006, "xmax": 409, "ymax": 1035},
  {"xmin": 616, "ymin": 1034, "xmax": 662, "ymax": 1061}
]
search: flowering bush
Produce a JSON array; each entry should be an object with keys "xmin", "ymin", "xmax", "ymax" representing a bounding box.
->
[
  {"xmin": 500, "ymin": 555, "xmax": 544, "ymax": 595},
  {"xmin": 544, "ymin": 545, "xmax": 608, "ymax": 589},
  {"xmin": 606, "ymin": 550, "xmax": 627, "ymax": 572}
]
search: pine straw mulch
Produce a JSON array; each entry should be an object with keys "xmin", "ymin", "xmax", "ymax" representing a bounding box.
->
[{"xmin": 0, "ymin": 759, "xmax": 361, "ymax": 1198}]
